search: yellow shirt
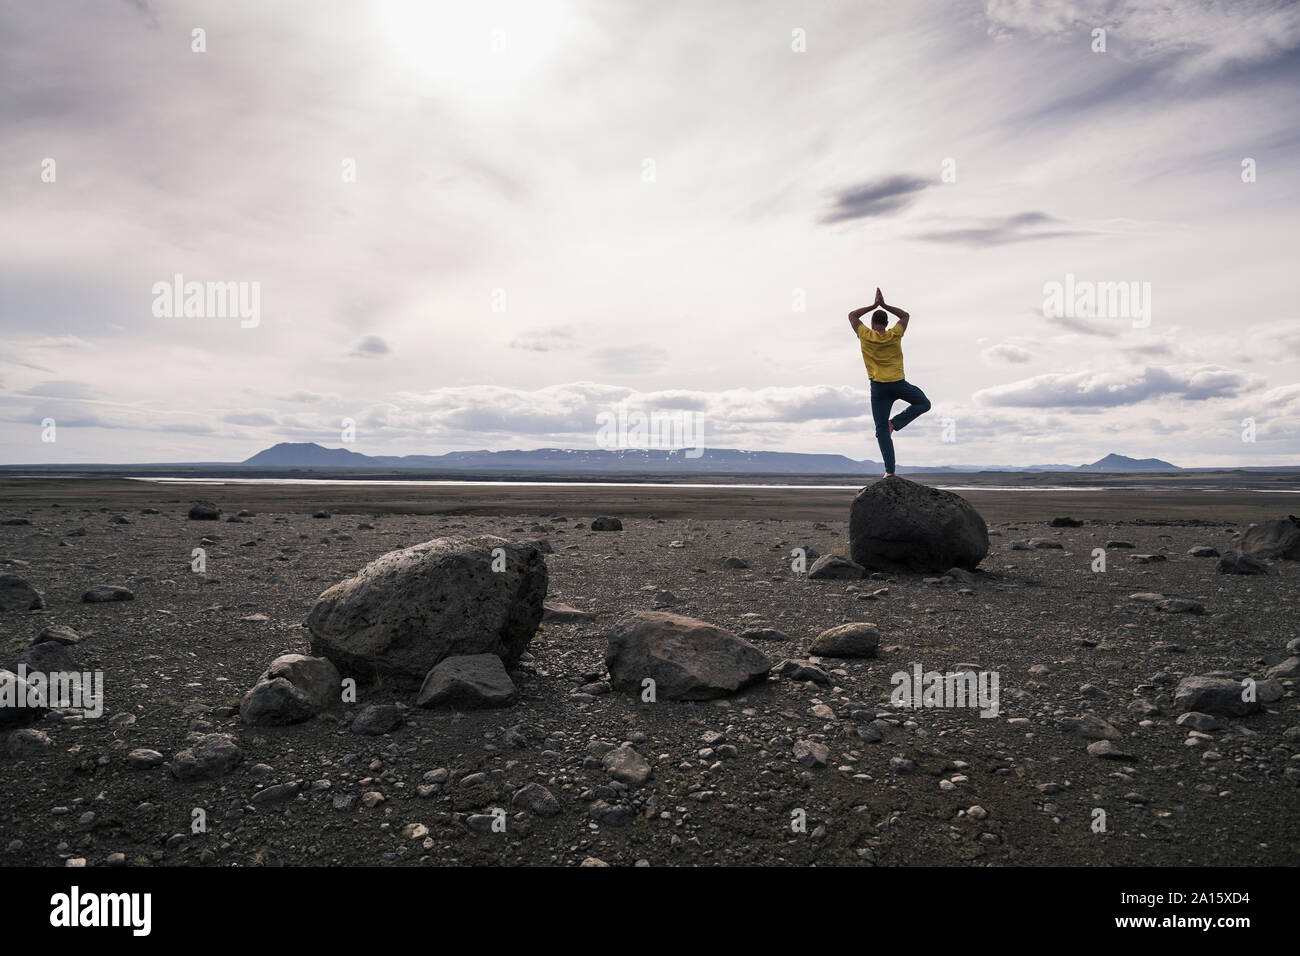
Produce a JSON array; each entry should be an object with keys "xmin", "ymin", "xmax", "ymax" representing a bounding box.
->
[{"xmin": 857, "ymin": 324, "xmax": 905, "ymax": 382}]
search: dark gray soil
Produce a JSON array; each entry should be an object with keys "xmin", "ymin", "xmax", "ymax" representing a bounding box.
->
[{"xmin": 0, "ymin": 486, "xmax": 1296, "ymax": 867}]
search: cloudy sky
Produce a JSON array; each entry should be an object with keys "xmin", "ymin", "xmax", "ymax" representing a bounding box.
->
[{"xmin": 2, "ymin": 0, "xmax": 1298, "ymax": 467}]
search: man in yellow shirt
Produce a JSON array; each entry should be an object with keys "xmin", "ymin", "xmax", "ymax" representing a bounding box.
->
[{"xmin": 849, "ymin": 288, "xmax": 931, "ymax": 477}]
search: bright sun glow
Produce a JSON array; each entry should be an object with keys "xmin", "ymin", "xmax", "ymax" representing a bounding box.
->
[{"xmin": 381, "ymin": 0, "xmax": 577, "ymax": 97}]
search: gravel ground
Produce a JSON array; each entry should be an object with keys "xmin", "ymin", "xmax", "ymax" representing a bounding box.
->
[{"xmin": 1, "ymin": 495, "xmax": 1297, "ymax": 867}]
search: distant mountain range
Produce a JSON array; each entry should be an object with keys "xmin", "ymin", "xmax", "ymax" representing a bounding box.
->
[{"xmin": 239, "ymin": 442, "xmax": 1184, "ymax": 474}]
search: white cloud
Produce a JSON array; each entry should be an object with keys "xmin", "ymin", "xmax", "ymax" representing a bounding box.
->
[{"xmin": 974, "ymin": 364, "xmax": 1259, "ymax": 407}]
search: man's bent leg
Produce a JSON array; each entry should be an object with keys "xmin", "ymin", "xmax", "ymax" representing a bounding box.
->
[
  {"xmin": 889, "ymin": 380, "xmax": 931, "ymax": 432},
  {"xmin": 871, "ymin": 382, "xmax": 897, "ymax": 474}
]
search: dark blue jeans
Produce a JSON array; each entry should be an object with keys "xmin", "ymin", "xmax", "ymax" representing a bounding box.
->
[{"xmin": 871, "ymin": 378, "xmax": 931, "ymax": 473}]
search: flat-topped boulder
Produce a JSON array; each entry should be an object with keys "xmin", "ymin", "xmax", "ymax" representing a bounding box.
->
[
  {"xmin": 849, "ymin": 477, "xmax": 988, "ymax": 573},
  {"xmin": 604, "ymin": 611, "xmax": 771, "ymax": 700},
  {"xmin": 306, "ymin": 535, "xmax": 547, "ymax": 686}
]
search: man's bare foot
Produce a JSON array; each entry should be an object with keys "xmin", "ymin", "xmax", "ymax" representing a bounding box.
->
[{"xmin": 884, "ymin": 472, "xmax": 896, "ymax": 478}]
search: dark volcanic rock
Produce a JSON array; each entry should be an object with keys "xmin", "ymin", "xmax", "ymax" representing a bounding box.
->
[
  {"xmin": 0, "ymin": 669, "xmax": 47, "ymax": 727},
  {"xmin": 809, "ymin": 623, "xmax": 880, "ymax": 658},
  {"xmin": 512, "ymin": 782, "xmax": 561, "ymax": 816},
  {"xmin": 10, "ymin": 640, "xmax": 78, "ymax": 677},
  {"xmin": 1238, "ymin": 515, "xmax": 1300, "ymax": 560},
  {"xmin": 1217, "ymin": 551, "xmax": 1276, "ymax": 576},
  {"xmin": 0, "ymin": 575, "xmax": 43, "ymax": 612},
  {"xmin": 773, "ymin": 659, "xmax": 830, "ymax": 684},
  {"xmin": 415, "ymin": 654, "xmax": 519, "ymax": 709},
  {"xmin": 590, "ymin": 516, "xmax": 623, "ymax": 531},
  {"xmin": 1050, "ymin": 517, "xmax": 1083, "ymax": 527},
  {"xmin": 306, "ymin": 536, "xmax": 547, "ymax": 686},
  {"xmin": 188, "ymin": 500, "xmax": 221, "ymax": 520},
  {"xmin": 170, "ymin": 733, "xmax": 242, "ymax": 781},
  {"xmin": 849, "ymin": 477, "xmax": 988, "ymax": 573},
  {"xmin": 81, "ymin": 585, "xmax": 134, "ymax": 603},
  {"xmin": 32, "ymin": 625, "xmax": 80, "ymax": 647},
  {"xmin": 351, "ymin": 703, "xmax": 405, "ymax": 735},
  {"xmin": 604, "ymin": 611, "xmax": 772, "ymax": 700},
  {"xmin": 240, "ymin": 654, "xmax": 342, "ymax": 726},
  {"xmin": 807, "ymin": 554, "xmax": 865, "ymax": 580},
  {"xmin": 6, "ymin": 728, "xmax": 53, "ymax": 758},
  {"xmin": 1174, "ymin": 675, "xmax": 1263, "ymax": 717}
]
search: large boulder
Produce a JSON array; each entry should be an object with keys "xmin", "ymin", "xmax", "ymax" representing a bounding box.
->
[
  {"xmin": 306, "ymin": 536, "xmax": 547, "ymax": 686},
  {"xmin": 0, "ymin": 575, "xmax": 43, "ymax": 612},
  {"xmin": 604, "ymin": 611, "xmax": 771, "ymax": 701},
  {"xmin": 849, "ymin": 477, "xmax": 988, "ymax": 573},
  {"xmin": 240, "ymin": 653, "xmax": 341, "ymax": 726},
  {"xmin": 1238, "ymin": 515, "xmax": 1300, "ymax": 560}
]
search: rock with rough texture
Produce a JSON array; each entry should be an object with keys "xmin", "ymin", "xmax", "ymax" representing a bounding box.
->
[
  {"xmin": 126, "ymin": 748, "xmax": 166, "ymax": 769},
  {"xmin": 351, "ymin": 703, "xmax": 405, "ymax": 735},
  {"xmin": 590, "ymin": 516, "xmax": 623, "ymax": 531},
  {"xmin": 171, "ymin": 733, "xmax": 242, "ymax": 781},
  {"xmin": 240, "ymin": 654, "xmax": 341, "ymax": 726},
  {"xmin": 1217, "ymin": 551, "xmax": 1276, "ymax": 576},
  {"xmin": 1265, "ymin": 657, "xmax": 1300, "ymax": 680},
  {"xmin": 1176, "ymin": 712, "xmax": 1222, "ymax": 732},
  {"xmin": 603, "ymin": 744, "xmax": 653, "ymax": 785},
  {"xmin": 0, "ymin": 669, "xmax": 47, "ymax": 727},
  {"xmin": 81, "ymin": 585, "xmax": 133, "ymax": 603},
  {"xmin": 1058, "ymin": 715, "xmax": 1121, "ymax": 740},
  {"xmin": 1238, "ymin": 515, "xmax": 1300, "ymax": 560},
  {"xmin": 809, "ymin": 623, "xmax": 880, "ymax": 658},
  {"xmin": 32, "ymin": 625, "xmax": 80, "ymax": 646},
  {"xmin": 1087, "ymin": 740, "xmax": 1134, "ymax": 760},
  {"xmin": 306, "ymin": 536, "xmax": 547, "ymax": 686},
  {"xmin": 10, "ymin": 640, "xmax": 78, "ymax": 678},
  {"xmin": 807, "ymin": 554, "xmax": 865, "ymax": 580},
  {"xmin": 604, "ymin": 611, "xmax": 771, "ymax": 700},
  {"xmin": 793, "ymin": 740, "xmax": 829, "ymax": 768},
  {"xmin": 0, "ymin": 575, "xmax": 43, "ymax": 612},
  {"xmin": 415, "ymin": 654, "xmax": 519, "ymax": 709},
  {"xmin": 849, "ymin": 477, "xmax": 988, "ymax": 573},
  {"xmin": 1174, "ymin": 676, "xmax": 1263, "ymax": 717},
  {"xmin": 6, "ymin": 727, "xmax": 53, "ymax": 757},
  {"xmin": 188, "ymin": 500, "xmax": 221, "ymax": 520},
  {"xmin": 512, "ymin": 782, "xmax": 561, "ymax": 816},
  {"xmin": 772, "ymin": 659, "xmax": 830, "ymax": 684}
]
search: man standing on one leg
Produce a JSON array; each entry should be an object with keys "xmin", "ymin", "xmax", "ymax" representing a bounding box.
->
[{"xmin": 848, "ymin": 288, "xmax": 931, "ymax": 477}]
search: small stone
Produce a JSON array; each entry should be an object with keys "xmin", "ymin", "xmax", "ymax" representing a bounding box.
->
[{"xmin": 793, "ymin": 740, "xmax": 829, "ymax": 768}]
